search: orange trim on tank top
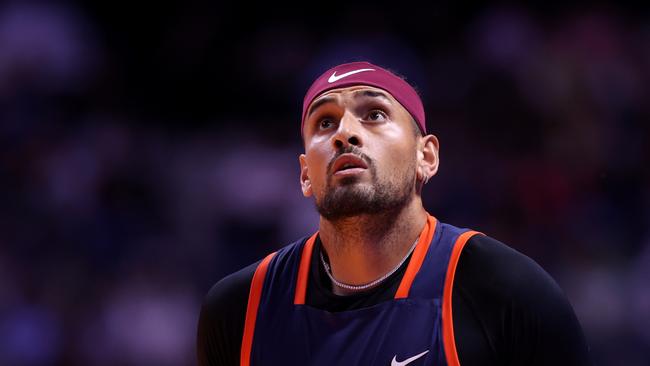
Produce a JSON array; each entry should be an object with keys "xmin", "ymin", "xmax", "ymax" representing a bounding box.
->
[
  {"xmin": 442, "ymin": 230, "xmax": 483, "ymax": 366},
  {"xmin": 240, "ymin": 251, "xmax": 276, "ymax": 366},
  {"xmin": 295, "ymin": 215, "xmax": 436, "ymax": 303},
  {"xmin": 293, "ymin": 233, "xmax": 318, "ymax": 305},
  {"xmin": 394, "ymin": 215, "xmax": 438, "ymax": 299}
]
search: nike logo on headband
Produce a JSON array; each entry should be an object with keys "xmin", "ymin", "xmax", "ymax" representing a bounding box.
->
[{"xmin": 328, "ymin": 68, "xmax": 375, "ymax": 83}]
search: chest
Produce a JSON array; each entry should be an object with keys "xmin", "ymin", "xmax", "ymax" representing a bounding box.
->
[{"xmin": 251, "ymin": 299, "xmax": 447, "ymax": 366}]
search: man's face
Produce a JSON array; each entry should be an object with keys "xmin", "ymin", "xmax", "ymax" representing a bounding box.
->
[{"xmin": 299, "ymin": 86, "xmax": 422, "ymax": 221}]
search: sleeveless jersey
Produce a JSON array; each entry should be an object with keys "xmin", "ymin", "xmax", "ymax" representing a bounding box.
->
[{"xmin": 240, "ymin": 215, "xmax": 481, "ymax": 366}]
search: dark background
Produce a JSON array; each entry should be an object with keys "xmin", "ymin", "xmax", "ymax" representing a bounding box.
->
[{"xmin": 1, "ymin": 1, "xmax": 649, "ymax": 365}]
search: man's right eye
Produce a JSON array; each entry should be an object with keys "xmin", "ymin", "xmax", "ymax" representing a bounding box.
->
[{"xmin": 319, "ymin": 118, "xmax": 334, "ymax": 130}]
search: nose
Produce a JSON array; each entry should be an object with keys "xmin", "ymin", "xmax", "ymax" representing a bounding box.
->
[{"xmin": 332, "ymin": 111, "xmax": 362, "ymax": 150}]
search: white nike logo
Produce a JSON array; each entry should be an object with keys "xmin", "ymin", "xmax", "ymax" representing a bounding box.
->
[
  {"xmin": 327, "ymin": 68, "xmax": 375, "ymax": 83},
  {"xmin": 391, "ymin": 350, "xmax": 429, "ymax": 366}
]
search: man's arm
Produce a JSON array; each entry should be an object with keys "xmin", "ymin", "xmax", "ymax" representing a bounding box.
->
[
  {"xmin": 196, "ymin": 261, "xmax": 257, "ymax": 366},
  {"xmin": 453, "ymin": 235, "xmax": 591, "ymax": 365}
]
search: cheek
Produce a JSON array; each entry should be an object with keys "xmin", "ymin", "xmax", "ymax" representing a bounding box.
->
[
  {"xmin": 386, "ymin": 152, "xmax": 414, "ymax": 179},
  {"xmin": 370, "ymin": 139, "xmax": 416, "ymax": 177},
  {"xmin": 305, "ymin": 151, "xmax": 329, "ymax": 184}
]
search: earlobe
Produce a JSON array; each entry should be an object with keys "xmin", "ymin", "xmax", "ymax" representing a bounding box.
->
[
  {"xmin": 302, "ymin": 178, "xmax": 313, "ymax": 197},
  {"xmin": 299, "ymin": 154, "xmax": 313, "ymax": 197},
  {"xmin": 416, "ymin": 165, "xmax": 425, "ymax": 181}
]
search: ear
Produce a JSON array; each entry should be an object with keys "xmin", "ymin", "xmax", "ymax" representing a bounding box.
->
[
  {"xmin": 299, "ymin": 154, "xmax": 313, "ymax": 197},
  {"xmin": 417, "ymin": 134, "xmax": 440, "ymax": 183}
]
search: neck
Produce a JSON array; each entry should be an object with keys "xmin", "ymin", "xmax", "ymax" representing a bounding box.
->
[{"xmin": 318, "ymin": 198, "xmax": 428, "ymax": 295}]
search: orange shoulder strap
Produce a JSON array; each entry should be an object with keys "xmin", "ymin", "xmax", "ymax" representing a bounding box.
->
[
  {"xmin": 442, "ymin": 230, "xmax": 483, "ymax": 366},
  {"xmin": 294, "ymin": 233, "xmax": 318, "ymax": 305},
  {"xmin": 240, "ymin": 252, "xmax": 276, "ymax": 366},
  {"xmin": 394, "ymin": 215, "xmax": 438, "ymax": 299}
]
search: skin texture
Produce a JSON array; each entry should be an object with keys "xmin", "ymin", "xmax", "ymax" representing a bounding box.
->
[{"xmin": 299, "ymin": 85, "xmax": 440, "ymax": 295}]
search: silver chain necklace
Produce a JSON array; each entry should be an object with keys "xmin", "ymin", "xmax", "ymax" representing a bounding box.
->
[{"xmin": 319, "ymin": 238, "xmax": 419, "ymax": 292}]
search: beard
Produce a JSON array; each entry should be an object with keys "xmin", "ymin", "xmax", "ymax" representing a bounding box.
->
[{"xmin": 315, "ymin": 150, "xmax": 416, "ymax": 221}]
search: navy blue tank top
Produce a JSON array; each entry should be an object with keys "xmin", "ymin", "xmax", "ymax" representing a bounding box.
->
[{"xmin": 240, "ymin": 215, "xmax": 481, "ymax": 366}]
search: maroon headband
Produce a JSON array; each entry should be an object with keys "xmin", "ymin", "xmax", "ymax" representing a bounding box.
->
[{"xmin": 301, "ymin": 61, "xmax": 426, "ymax": 135}]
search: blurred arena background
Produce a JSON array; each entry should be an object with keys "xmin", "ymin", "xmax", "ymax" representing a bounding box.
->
[{"xmin": 0, "ymin": 1, "xmax": 648, "ymax": 365}]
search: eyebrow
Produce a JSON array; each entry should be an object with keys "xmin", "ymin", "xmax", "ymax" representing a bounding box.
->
[
  {"xmin": 353, "ymin": 90, "xmax": 392, "ymax": 103},
  {"xmin": 307, "ymin": 96, "xmax": 336, "ymax": 118},
  {"xmin": 306, "ymin": 90, "xmax": 393, "ymax": 118}
]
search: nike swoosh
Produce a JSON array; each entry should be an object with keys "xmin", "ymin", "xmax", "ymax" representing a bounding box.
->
[
  {"xmin": 327, "ymin": 68, "xmax": 375, "ymax": 83},
  {"xmin": 391, "ymin": 350, "xmax": 429, "ymax": 366}
]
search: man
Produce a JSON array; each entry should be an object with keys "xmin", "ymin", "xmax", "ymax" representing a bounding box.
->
[{"xmin": 197, "ymin": 61, "xmax": 590, "ymax": 365}]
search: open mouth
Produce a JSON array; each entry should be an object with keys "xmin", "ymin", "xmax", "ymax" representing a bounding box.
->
[{"xmin": 331, "ymin": 154, "xmax": 369, "ymax": 175}]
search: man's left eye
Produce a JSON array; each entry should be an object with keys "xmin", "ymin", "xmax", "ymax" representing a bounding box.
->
[{"xmin": 366, "ymin": 110, "xmax": 387, "ymax": 122}]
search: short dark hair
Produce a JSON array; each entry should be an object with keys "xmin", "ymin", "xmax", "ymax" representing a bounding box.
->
[{"xmin": 411, "ymin": 116, "xmax": 423, "ymax": 138}]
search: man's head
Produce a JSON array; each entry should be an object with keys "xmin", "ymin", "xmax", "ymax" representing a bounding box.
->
[
  {"xmin": 298, "ymin": 62, "xmax": 439, "ymax": 221},
  {"xmin": 301, "ymin": 62, "xmax": 426, "ymax": 136}
]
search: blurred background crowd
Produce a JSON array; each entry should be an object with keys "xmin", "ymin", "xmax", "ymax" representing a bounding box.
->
[{"xmin": 0, "ymin": 1, "xmax": 648, "ymax": 365}]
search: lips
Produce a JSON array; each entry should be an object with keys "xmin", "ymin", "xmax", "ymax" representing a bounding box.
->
[{"xmin": 331, "ymin": 154, "xmax": 369, "ymax": 174}]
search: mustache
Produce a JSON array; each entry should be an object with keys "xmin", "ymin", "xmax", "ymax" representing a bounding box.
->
[{"xmin": 326, "ymin": 146, "xmax": 373, "ymax": 174}]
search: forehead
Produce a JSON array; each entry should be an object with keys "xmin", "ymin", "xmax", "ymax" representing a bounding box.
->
[{"xmin": 308, "ymin": 85, "xmax": 398, "ymax": 110}]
